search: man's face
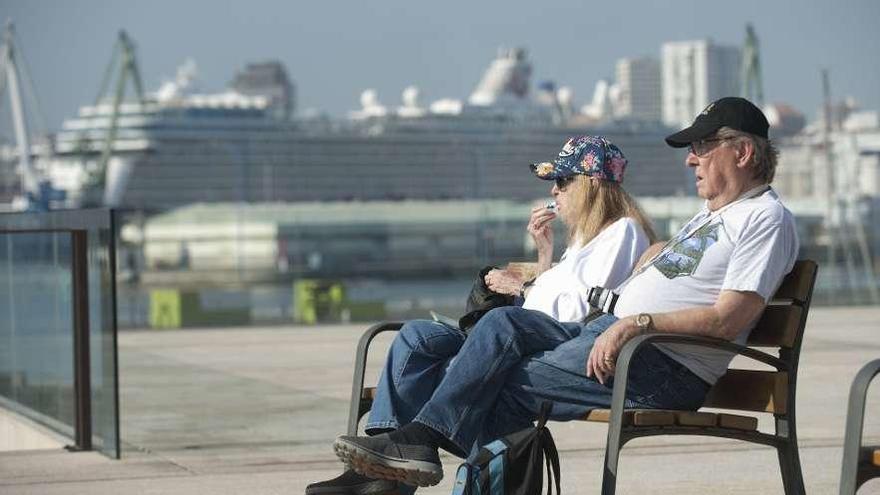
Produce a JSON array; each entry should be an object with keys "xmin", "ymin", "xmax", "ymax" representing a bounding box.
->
[{"xmin": 686, "ymin": 137, "xmax": 738, "ymax": 206}]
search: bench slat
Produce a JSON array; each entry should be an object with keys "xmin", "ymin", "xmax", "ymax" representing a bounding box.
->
[
  {"xmin": 582, "ymin": 409, "xmax": 608, "ymax": 422},
  {"xmin": 675, "ymin": 411, "xmax": 718, "ymax": 427},
  {"xmin": 747, "ymin": 305, "xmax": 803, "ymax": 348},
  {"xmin": 633, "ymin": 410, "xmax": 676, "ymax": 426},
  {"xmin": 583, "ymin": 409, "xmax": 616, "ymax": 423},
  {"xmin": 578, "ymin": 408, "xmax": 757, "ymax": 431},
  {"xmin": 772, "ymin": 259, "xmax": 817, "ymax": 303},
  {"xmin": 717, "ymin": 413, "xmax": 759, "ymax": 431},
  {"xmin": 703, "ymin": 369, "xmax": 788, "ymax": 414},
  {"xmin": 582, "ymin": 409, "xmax": 674, "ymax": 426}
]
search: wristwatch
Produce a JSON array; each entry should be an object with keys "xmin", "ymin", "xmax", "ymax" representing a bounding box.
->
[
  {"xmin": 635, "ymin": 313, "xmax": 653, "ymax": 334},
  {"xmin": 519, "ymin": 278, "xmax": 536, "ymax": 298}
]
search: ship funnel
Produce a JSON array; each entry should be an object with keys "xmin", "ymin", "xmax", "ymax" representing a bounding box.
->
[
  {"xmin": 402, "ymin": 86, "xmax": 420, "ymax": 108},
  {"xmin": 349, "ymin": 89, "xmax": 388, "ymax": 118},
  {"xmin": 397, "ymin": 86, "xmax": 426, "ymax": 118},
  {"xmin": 360, "ymin": 89, "xmax": 380, "ymax": 108},
  {"xmin": 468, "ymin": 47, "xmax": 532, "ymax": 106},
  {"xmin": 581, "ymin": 80, "xmax": 618, "ymax": 121}
]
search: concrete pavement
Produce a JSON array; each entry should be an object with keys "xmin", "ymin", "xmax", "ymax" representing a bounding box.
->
[{"xmin": 1, "ymin": 306, "xmax": 879, "ymax": 494}]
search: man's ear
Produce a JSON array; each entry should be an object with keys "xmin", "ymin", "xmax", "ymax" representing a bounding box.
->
[{"xmin": 735, "ymin": 140, "xmax": 755, "ymax": 169}]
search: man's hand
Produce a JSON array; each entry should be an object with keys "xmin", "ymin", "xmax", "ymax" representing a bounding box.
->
[
  {"xmin": 484, "ymin": 268, "xmax": 525, "ymax": 296},
  {"xmin": 586, "ymin": 317, "xmax": 638, "ymax": 385}
]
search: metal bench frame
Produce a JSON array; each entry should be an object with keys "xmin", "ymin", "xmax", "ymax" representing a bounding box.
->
[
  {"xmin": 840, "ymin": 359, "xmax": 880, "ymax": 494},
  {"xmin": 347, "ymin": 259, "xmax": 817, "ymax": 495}
]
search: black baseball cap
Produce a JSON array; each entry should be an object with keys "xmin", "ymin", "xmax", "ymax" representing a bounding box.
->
[{"xmin": 665, "ymin": 97, "xmax": 769, "ymax": 148}]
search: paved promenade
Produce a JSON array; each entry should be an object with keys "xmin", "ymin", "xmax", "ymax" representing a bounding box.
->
[{"xmin": 2, "ymin": 306, "xmax": 879, "ymax": 494}]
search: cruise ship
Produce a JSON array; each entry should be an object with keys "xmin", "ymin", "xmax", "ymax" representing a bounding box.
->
[{"xmin": 40, "ymin": 48, "xmax": 687, "ymax": 211}]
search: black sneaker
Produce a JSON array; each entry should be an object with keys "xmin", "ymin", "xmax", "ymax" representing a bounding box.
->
[
  {"xmin": 333, "ymin": 433, "xmax": 443, "ymax": 487},
  {"xmin": 305, "ymin": 469, "xmax": 400, "ymax": 495}
]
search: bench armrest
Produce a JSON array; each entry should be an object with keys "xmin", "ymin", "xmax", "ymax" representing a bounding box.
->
[{"xmin": 347, "ymin": 322, "xmax": 405, "ymax": 435}]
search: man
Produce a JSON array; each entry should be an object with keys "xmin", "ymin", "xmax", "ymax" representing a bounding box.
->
[{"xmin": 320, "ymin": 97, "xmax": 799, "ymax": 492}]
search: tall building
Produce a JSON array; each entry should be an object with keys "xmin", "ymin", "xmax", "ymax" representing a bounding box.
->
[
  {"xmin": 615, "ymin": 57, "xmax": 661, "ymax": 122},
  {"xmin": 662, "ymin": 40, "xmax": 741, "ymax": 127}
]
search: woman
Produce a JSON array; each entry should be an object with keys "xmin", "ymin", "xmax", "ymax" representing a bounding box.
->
[
  {"xmin": 485, "ymin": 135, "xmax": 656, "ymax": 322},
  {"xmin": 305, "ymin": 135, "xmax": 655, "ymax": 495}
]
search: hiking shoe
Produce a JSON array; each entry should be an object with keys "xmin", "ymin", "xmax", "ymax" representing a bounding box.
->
[
  {"xmin": 304, "ymin": 469, "xmax": 401, "ymax": 494},
  {"xmin": 333, "ymin": 433, "xmax": 443, "ymax": 487}
]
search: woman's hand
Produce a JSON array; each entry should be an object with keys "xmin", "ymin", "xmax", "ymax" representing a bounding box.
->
[
  {"xmin": 527, "ymin": 204, "xmax": 556, "ymax": 272},
  {"xmin": 484, "ymin": 268, "xmax": 525, "ymax": 296}
]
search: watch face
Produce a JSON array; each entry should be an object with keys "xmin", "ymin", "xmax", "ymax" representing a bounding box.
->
[{"xmin": 637, "ymin": 314, "xmax": 650, "ymax": 327}]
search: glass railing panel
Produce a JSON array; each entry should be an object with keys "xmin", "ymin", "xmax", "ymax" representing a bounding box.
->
[
  {"xmin": 0, "ymin": 231, "xmax": 75, "ymax": 435},
  {"xmin": 88, "ymin": 225, "xmax": 120, "ymax": 458}
]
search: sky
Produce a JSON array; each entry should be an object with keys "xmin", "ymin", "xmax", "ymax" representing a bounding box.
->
[{"xmin": 1, "ymin": 0, "xmax": 879, "ymax": 135}]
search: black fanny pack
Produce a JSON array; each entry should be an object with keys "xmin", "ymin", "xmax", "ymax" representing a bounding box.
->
[{"xmin": 458, "ymin": 266, "xmax": 516, "ymax": 332}]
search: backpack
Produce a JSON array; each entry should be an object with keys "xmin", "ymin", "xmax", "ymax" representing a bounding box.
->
[{"xmin": 451, "ymin": 403, "xmax": 561, "ymax": 495}]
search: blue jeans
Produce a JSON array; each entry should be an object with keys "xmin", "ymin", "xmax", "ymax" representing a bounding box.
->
[{"xmin": 365, "ymin": 307, "xmax": 710, "ymax": 456}]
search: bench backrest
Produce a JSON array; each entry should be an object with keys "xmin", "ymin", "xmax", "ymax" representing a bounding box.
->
[{"xmin": 702, "ymin": 259, "xmax": 818, "ymax": 415}]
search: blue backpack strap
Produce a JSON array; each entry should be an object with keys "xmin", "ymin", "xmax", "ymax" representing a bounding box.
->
[
  {"xmin": 483, "ymin": 439, "xmax": 507, "ymax": 455},
  {"xmin": 482, "ymin": 439, "xmax": 507, "ymax": 495},
  {"xmin": 488, "ymin": 454, "xmax": 504, "ymax": 495}
]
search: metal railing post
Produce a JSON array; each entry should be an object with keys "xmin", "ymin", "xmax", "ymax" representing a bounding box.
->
[{"xmin": 71, "ymin": 229, "xmax": 92, "ymax": 451}]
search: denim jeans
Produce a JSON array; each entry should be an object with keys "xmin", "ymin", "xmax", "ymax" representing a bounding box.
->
[
  {"xmin": 366, "ymin": 307, "xmax": 710, "ymax": 456},
  {"xmin": 365, "ymin": 319, "xmax": 468, "ymax": 435}
]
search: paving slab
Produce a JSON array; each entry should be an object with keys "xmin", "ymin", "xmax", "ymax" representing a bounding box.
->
[{"xmin": 1, "ymin": 306, "xmax": 879, "ymax": 494}]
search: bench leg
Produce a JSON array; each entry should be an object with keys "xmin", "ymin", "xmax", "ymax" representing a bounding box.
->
[
  {"xmin": 600, "ymin": 439, "xmax": 622, "ymax": 495},
  {"xmin": 777, "ymin": 439, "xmax": 806, "ymax": 495}
]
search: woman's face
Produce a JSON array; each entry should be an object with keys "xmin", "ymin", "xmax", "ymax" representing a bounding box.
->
[{"xmin": 551, "ymin": 175, "xmax": 580, "ymax": 224}]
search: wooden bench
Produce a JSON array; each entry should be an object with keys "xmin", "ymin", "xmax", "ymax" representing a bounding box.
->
[
  {"xmin": 346, "ymin": 259, "xmax": 818, "ymax": 495},
  {"xmin": 840, "ymin": 359, "xmax": 880, "ymax": 494}
]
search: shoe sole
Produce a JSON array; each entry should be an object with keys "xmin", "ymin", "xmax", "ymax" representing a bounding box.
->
[
  {"xmin": 333, "ymin": 437, "xmax": 443, "ymax": 488},
  {"xmin": 306, "ymin": 485, "xmax": 400, "ymax": 495},
  {"xmin": 305, "ymin": 479, "xmax": 401, "ymax": 495}
]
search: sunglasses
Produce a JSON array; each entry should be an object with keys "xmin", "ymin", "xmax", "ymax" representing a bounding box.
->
[
  {"xmin": 689, "ymin": 137, "xmax": 733, "ymax": 157},
  {"xmin": 554, "ymin": 176, "xmax": 576, "ymax": 190}
]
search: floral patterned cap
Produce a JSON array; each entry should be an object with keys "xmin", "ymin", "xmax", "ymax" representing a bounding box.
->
[{"xmin": 529, "ymin": 135, "xmax": 627, "ymax": 183}]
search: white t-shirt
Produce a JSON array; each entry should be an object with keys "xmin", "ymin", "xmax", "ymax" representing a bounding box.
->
[
  {"xmin": 613, "ymin": 188, "xmax": 799, "ymax": 384},
  {"xmin": 523, "ymin": 217, "xmax": 650, "ymax": 322}
]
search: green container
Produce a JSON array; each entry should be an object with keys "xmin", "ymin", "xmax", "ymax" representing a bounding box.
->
[
  {"xmin": 293, "ymin": 280, "xmax": 347, "ymax": 324},
  {"xmin": 150, "ymin": 289, "xmax": 250, "ymax": 328}
]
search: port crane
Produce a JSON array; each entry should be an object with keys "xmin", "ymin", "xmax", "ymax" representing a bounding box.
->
[
  {"xmin": 741, "ymin": 23, "xmax": 764, "ymax": 107},
  {"xmin": 79, "ymin": 29, "xmax": 146, "ymax": 207},
  {"xmin": 0, "ymin": 20, "xmax": 62, "ymax": 211}
]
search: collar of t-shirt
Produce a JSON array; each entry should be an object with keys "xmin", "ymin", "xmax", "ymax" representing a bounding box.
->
[
  {"xmin": 680, "ymin": 183, "xmax": 772, "ymax": 242},
  {"xmin": 559, "ymin": 218, "xmax": 621, "ymax": 263}
]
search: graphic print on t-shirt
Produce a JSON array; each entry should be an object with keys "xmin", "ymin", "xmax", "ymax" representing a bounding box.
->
[{"xmin": 653, "ymin": 221, "xmax": 721, "ymax": 279}]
